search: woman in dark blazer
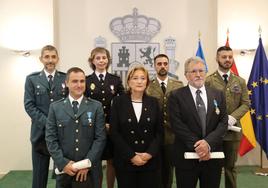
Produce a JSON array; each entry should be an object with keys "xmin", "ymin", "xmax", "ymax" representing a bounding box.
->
[
  {"xmin": 85, "ymin": 47, "xmax": 124, "ymax": 188},
  {"xmin": 110, "ymin": 65, "xmax": 163, "ymax": 188}
]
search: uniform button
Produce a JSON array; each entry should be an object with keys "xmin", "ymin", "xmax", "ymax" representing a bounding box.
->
[
  {"xmin": 36, "ymin": 92, "xmax": 40, "ymax": 95},
  {"xmin": 75, "ymin": 120, "xmax": 79, "ymax": 123},
  {"xmin": 50, "ymin": 91, "xmax": 53, "ymax": 94},
  {"xmin": 103, "ymin": 106, "xmax": 106, "ymax": 109},
  {"xmin": 164, "ymin": 112, "xmax": 167, "ymax": 116},
  {"xmin": 130, "ymin": 130, "xmax": 134, "ymax": 134},
  {"xmin": 76, "ymin": 129, "xmax": 79, "ymax": 133},
  {"xmin": 91, "ymin": 92, "xmax": 93, "ymax": 95},
  {"xmin": 58, "ymin": 124, "xmax": 62, "ymax": 127},
  {"xmin": 164, "ymin": 104, "xmax": 167, "ymax": 108},
  {"xmin": 89, "ymin": 123, "xmax": 92, "ymax": 127},
  {"xmin": 227, "ymin": 88, "xmax": 230, "ymax": 91},
  {"xmin": 147, "ymin": 118, "xmax": 150, "ymax": 122},
  {"xmin": 76, "ymin": 148, "xmax": 79, "ymax": 151},
  {"xmin": 102, "ymin": 90, "xmax": 105, "ymax": 94},
  {"xmin": 50, "ymin": 99, "xmax": 54, "ymax": 102},
  {"xmin": 164, "ymin": 97, "xmax": 167, "ymax": 100},
  {"xmin": 134, "ymin": 141, "xmax": 138, "ymax": 144},
  {"xmin": 144, "ymin": 108, "xmax": 147, "ymax": 111},
  {"xmin": 144, "ymin": 130, "xmax": 147, "ymax": 133},
  {"xmin": 102, "ymin": 98, "xmax": 105, "ymax": 101},
  {"xmin": 141, "ymin": 140, "xmax": 145, "ymax": 144},
  {"xmin": 101, "ymin": 83, "xmax": 104, "ymax": 86},
  {"xmin": 164, "ymin": 120, "xmax": 167, "ymax": 124},
  {"xmin": 76, "ymin": 139, "xmax": 79, "ymax": 143}
]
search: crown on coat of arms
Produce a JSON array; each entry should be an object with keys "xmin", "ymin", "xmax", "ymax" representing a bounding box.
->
[{"xmin": 110, "ymin": 8, "xmax": 161, "ymax": 43}]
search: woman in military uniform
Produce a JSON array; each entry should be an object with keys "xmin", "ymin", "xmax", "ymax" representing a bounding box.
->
[
  {"xmin": 85, "ymin": 47, "xmax": 124, "ymax": 188},
  {"xmin": 110, "ymin": 65, "xmax": 163, "ymax": 188}
]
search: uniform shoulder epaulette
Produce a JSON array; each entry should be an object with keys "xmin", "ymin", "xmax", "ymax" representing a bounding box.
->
[
  {"xmin": 53, "ymin": 98, "xmax": 66, "ymax": 105},
  {"xmin": 28, "ymin": 71, "xmax": 41, "ymax": 76},
  {"xmin": 57, "ymin": 71, "xmax": 66, "ymax": 75},
  {"xmin": 206, "ymin": 71, "xmax": 218, "ymax": 78},
  {"xmin": 86, "ymin": 97, "xmax": 102, "ymax": 105},
  {"xmin": 86, "ymin": 73, "xmax": 94, "ymax": 79},
  {"xmin": 171, "ymin": 79, "xmax": 183, "ymax": 84},
  {"xmin": 110, "ymin": 73, "xmax": 121, "ymax": 79}
]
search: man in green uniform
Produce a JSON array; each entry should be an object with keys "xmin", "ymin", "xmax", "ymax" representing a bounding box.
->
[
  {"xmin": 147, "ymin": 54, "xmax": 183, "ymax": 188},
  {"xmin": 24, "ymin": 45, "xmax": 67, "ymax": 188},
  {"xmin": 205, "ymin": 46, "xmax": 250, "ymax": 188}
]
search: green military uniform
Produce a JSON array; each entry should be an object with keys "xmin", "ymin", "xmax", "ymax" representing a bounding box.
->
[
  {"xmin": 24, "ymin": 70, "xmax": 67, "ymax": 188},
  {"xmin": 205, "ymin": 71, "xmax": 250, "ymax": 188},
  {"xmin": 147, "ymin": 77, "xmax": 183, "ymax": 188}
]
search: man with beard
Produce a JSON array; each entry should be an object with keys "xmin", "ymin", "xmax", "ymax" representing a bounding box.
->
[
  {"xmin": 24, "ymin": 45, "xmax": 67, "ymax": 188},
  {"xmin": 147, "ymin": 54, "xmax": 183, "ymax": 188},
  {"xmin": 205, "ymin": 46, "xmax": 249, "ymax": 188}
]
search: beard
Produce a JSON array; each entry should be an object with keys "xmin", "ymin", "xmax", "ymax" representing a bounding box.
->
[
  {"xmin": 158, "ymin": 68, "xmax": 168, "ymax": 77},
  {"xmin": 218, "ymin": 61, "xmax": 232, "ymax": 71}
]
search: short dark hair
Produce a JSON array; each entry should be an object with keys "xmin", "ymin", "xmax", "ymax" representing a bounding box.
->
[
  {"xmin": 217, "ymin": 46, "xmax": 232, "ymax": 54},
  {"xmin": 66, "ymin": 67, "xmax": 85, "ymax": 81},
  {"xmin": 154, "ymin": 54, "xmax": 169, "ymax": 63},
  {"xmin": 41, "ymin": 45, "xmax": 58, "ymax": 57}
]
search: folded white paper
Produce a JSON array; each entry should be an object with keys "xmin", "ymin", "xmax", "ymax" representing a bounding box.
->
[
  {"xmin": 228, "ymin": 125, "xmax": 241, "ymax": 132},
  {"xmin": 184, "ymin": 152, "xmax": 225, "ymax": 159},
  {"xmin": 55, "ymin": 159, "xmax": 91, "ymax": 175}
]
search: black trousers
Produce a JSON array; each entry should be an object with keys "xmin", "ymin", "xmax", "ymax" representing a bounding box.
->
[
  {"xmin": 115, "ymin": 168, "xmax": 160, "ymax": 188},
  {"xmin": 160, "ymin": 144, "xmax": 174, "ymax": 188},
  {"xmin": 175, "ymin": 161, "xmax": 222, "ymax": 188},
  {"xmin": 56, "ymin": 172, "xmax": 93, "ymax": 188}
]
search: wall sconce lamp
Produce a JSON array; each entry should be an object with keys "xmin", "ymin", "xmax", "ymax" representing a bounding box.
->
[
  {"xmin": 13, "ymin": 50, "xmax": 31, "ymax": 57},
  {"xmin": 240, "ymin": 49, "xmax": 256, "ymax": 56}
]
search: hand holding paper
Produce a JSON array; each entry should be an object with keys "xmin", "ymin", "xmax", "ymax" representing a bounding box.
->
[
  {"xmin": 55, "ymin": 159, "xmax": 91, "ymax": 175},
  {"xmin": 228, "ymin": 115, "xmax": 237, "ymax": 126}
]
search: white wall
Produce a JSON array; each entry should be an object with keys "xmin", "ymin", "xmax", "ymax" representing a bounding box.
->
[
  {"xmin": 218, "ymin": 0, "xmax": 268, "ymax": 166},
  {"xmin": 0, "ymin": 0, "xmax": 54, "ymax": 174},
  {"xmin": 55, "ymin": 0, "xmax": 218, "ymax": 83},
  {"xmin": 1, "ymin": 0, "xmax": 268, "ymax": 173}
]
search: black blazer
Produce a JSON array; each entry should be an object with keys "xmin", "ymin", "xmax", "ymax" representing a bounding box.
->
[
  {"xmin": 168, "ymin": 85, "xmax": 228, "ymax": 169},
  {"xmin": 85, "ymin": 72, "xmax": 124, "ymax": 123},
  {"xmin": 110, "ymin": 94, "xmax": 163, "ymax": 171}
]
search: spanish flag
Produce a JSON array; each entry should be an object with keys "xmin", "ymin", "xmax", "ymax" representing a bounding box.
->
[
  {"xmin": 238, "ymin": 111, "xmax": 257, "ymax": 156},
  {"xmin": 225, "ymin": 30, "xmax": 256, "ymax": 156}
]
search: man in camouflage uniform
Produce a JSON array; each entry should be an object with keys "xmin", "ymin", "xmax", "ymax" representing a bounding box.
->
[
  {"xmin": 205, "ymin": 46, "xmax": 250, "ymax": 188},
  {"xmin": 147, "ymin": 54, "xmax": 183, "ymax": 188}
]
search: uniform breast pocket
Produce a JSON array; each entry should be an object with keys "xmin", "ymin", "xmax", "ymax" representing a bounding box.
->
[
  {"xmin": 35, "ymin": 87, "xmax": 47, "ymax": 104},
  {"xmin": 57, "ymin": 121, "xmax": 67, "ymax": 139},
  {"xmin": 81, "ymin": 118, "xmax": 94, "ymax": 139}
]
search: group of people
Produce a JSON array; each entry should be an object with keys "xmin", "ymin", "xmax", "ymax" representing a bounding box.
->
[{"xmin": 24, "ymin": 44, "xmax": 249, "ymax": 188}]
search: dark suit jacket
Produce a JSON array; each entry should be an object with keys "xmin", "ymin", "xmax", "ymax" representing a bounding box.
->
[
  {"xmin": 110, "ymin": 94, "xmax": 163, "ymax": 171},
  {"xmin": 168, "ymin": 85, "xmax": 228, "ymax": 169},
  {"xmin": 46, "ymin": 97, "xmax": 106, "ymax": 171},
  {"xmin": 85, "ymin": 72, "xmax": 124, "ymax": 123}
]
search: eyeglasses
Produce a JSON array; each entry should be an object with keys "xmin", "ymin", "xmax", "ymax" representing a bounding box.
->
[
  {"xmin": 187, "ymin": 69, "xmax": 206, "ymax": 75},
  {"xmin": 156, "ymin": 62, "xmax": 168, "ymax": 66}
]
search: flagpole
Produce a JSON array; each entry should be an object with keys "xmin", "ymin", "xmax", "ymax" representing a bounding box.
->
[{"xmin": 254, "ymin": 26, "xmax": 268, "ymax": 175}]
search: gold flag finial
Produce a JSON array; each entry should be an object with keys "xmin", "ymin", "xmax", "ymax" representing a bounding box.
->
[
  {"xmin": 227, "ymin": 28, "xmax": 230, "ymax": 37},
  {"xmin": 198, "ymin": 31, "xmax": 201, "ymax": 41},
  {"xmin": 259, "ymin": 26, "xmax": 262, "ymax": 37}
]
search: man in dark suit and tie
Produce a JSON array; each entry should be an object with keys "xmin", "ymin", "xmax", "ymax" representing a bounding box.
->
[
  {"xmin": 46, "ymin": 67, "xmax": 106, "ymax": 188},
  {"xmin": 168, "ymin": 57, "xmax": 228, "ymax": 188},
  {"xmin": 24, "ymin": 45, "xmax": 67, "ymax": 188}
]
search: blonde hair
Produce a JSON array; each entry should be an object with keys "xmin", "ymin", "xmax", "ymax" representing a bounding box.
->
[{"xmin": 126, "ymin": 65, "xmax": 149, "ymax": 93}]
